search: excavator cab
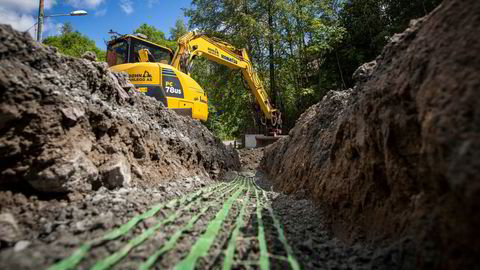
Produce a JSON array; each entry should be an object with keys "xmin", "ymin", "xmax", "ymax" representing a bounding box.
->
[
  {"xmin": 107, "ymin": 34, "xmax": 173, "ymax": 67},
  {"xmin": 106, "ymin": 34, "xmax": 209, "ymax": 121}
]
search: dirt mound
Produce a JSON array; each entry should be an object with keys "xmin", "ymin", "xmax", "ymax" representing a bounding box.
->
[
  {"xmin": 262, "ymin": 0, "xmax": 480, "ymax": 268},
  {"xmin": 0, "ymin": 24, "xmax": 240, "ymax": 194}
]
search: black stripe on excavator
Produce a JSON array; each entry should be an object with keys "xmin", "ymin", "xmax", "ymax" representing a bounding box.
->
[
  {"xmin": 162, "ymin": 68, "xmax": 176, "ymax": 75},
  {"xmin": 133, "ymin": 84, "xmax": 168, "ymax": 106}
]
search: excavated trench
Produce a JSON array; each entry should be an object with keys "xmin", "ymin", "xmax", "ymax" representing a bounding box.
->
[
  {"xmin": 0, "ymin": 23, "xmax": 392, "ymax": 269},
  {"xmin": 0, "ymin": 150, "xmax": 398, "ymax": 269},
  {"xmin": 1, "ymin": 0, "xmax": 479, "ymax": 268}
]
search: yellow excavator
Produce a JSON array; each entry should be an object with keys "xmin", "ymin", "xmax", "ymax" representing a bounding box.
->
[{"xmin": 107, "ymin": 31, "xmax": 282, "ymax": 132}]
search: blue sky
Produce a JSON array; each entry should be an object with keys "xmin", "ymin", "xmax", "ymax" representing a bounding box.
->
[{"xmin": 0, "ymin": 0, "xmax": 192, "ymax": 50}]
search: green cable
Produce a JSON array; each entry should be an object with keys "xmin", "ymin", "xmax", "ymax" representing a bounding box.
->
[
  {"xmin": 92, "ymin": 180, "xmax": 241, "ymax": 270},
  {"xmin": 173, "ymin": 179, "xmax": 246, "ymax": 270},
  {"xmin": 222, "ymin": 179, "xmax": 251, "ymax": 270},
  {"xmin": 47, "ymin": 180, "xmax": 230, "ymax": 270},
  {"xmin": 261, "ymin": 190, "xmax": 300, "ymax": 270},
  {"xmin": 139, "ymin": 179, "xmax": 246, "ymax": 269},
  {"xmin": 255, "ymin": 185, "xmax": 269, "ymax": 270}
]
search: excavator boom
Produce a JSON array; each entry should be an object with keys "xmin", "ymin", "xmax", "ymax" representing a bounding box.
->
[{"xmin": 172, "ymin": 32, "xmax": 282, "ymax": 128}]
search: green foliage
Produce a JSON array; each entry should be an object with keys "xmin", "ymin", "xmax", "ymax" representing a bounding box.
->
[
  {"xmin": 319, "ymin": 0, "xmax": 443, "ymax": 88},
  {"xmin": 184, "ymin": 0, "xmax": 442, "ymax": 137},
  {"xmin": 134, "ymin": 23, "xmax": 177, "ymax": 50},
  {"xmin": 190, "ymin": 58, "xmax": 254, "ymax": 139},
  {"xmin": 184, "ymin": 0, "xmax": 347, "ymax": 136},
  {"xmin": 60, "ymin": 22, "xmax": 73, "ymax": 35},
  {"xmin": 170, "ymin": 19, "xmax": 188, "ymax": 41},
  {"xmin": 134, "ymin": 23, "xmax": 166, "ymax": 42},
  {"xmin": 43, "ymin": 26, "xmax": 106, "ymax": 62}
]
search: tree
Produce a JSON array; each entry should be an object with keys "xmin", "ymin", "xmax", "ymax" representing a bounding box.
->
[
  {"xmin": 184, "ymin": 0, "xmax": 442, "ymax": 137},
  {"xmin": 133, "ymin": 23, "xmax": 176, "ymax": 50},
  {"xmin": 184, "ymin": 0, "xmax": 277, "ymax": 137},
  {"xmin": 134, "ymin": 23, "xmax": 166, "ymax": 42},
  {"xmin": 185, "ymin": 0, "xmax": 347, "ymax": 134},
  {"xmin": 43, "ymin": 27, "xmax": 106, "ymax": 62},
  {"xmin": 170, "ymin": 19, "xmax": 188, "ymax": 41},
  {"xmin": 324, "ymin": 0, "xmax": 443, "ymax": 89},
  {"xmin": 60, "ymin": 22, "xmax": 73, "ymax": 35}
]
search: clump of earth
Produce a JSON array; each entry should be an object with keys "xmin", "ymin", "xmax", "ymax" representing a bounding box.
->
[{"xmin": 237, "ymin": 147, "xmax": 264, "ymax": 171}]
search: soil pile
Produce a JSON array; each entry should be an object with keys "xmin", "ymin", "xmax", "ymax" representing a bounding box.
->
[
  {"xmin": 0, "ymin": 24, "xmax": 240, "ymax": 194},
  {"xmin": 262, "ymin": 0, "xmax": 480, "ymax": 268}
]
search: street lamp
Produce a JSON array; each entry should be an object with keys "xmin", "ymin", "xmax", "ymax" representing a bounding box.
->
[
  {"xmin": 36, "ymin": 0, "xmax": 88, "ymax": 41},
  {"xmin": 45, "ymin": 10, "xmax": 88, "ymax": 17}
]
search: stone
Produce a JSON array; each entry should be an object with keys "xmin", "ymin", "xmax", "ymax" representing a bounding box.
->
[
  {"xmin": 13, "ymin": 240, "xmax": 31, "ymax": 252},
  {"xmin": 223, "ymin": 171, "xmax": 238, "ymax": 181},
  {"xmin": 0, "ymin": 213, "xmax": 20, "ymax": 243},
  {"xmin": 352, "ymin": 60, "xmax": 377, "ymax": 82},
  {"xmin": 240, "ymin": 171, "xmax": 255, "ymax": 178},
  {"xmin": 112, "ymin": 72, "xmax": 135, "ymax": 89},
  {"xmin": 0, "ymin": 104, "xmax": 21, "ymax": 130},
  {"xmin": 131, "ymin": 164, "xmax": 143, "ymax": 179},
  {"xmin": 99, "ymin": 155, "xmax": 131, "ymax": 189},
  {"xmin": 29, "ymin": 149, "xmax": 98, "ymax": 193},
  {"xmin": 91, "ymin": 193, "xmax": 107, "ymax": 203},
  {"xmin": 67, "ymin": 192, "xmax": 84, "ymax": 202},
  {"xmin": 81, "ymin": 51, "xmax": 97, "ymax": 61},
  {"xmin": 60, "ymin": 107, "xmax": 85, "ymax": 126}
]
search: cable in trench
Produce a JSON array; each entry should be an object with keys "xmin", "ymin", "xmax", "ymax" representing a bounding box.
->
[{"xmin": 47, "ymin": 179, "xmax": 236, "ymax": 270}]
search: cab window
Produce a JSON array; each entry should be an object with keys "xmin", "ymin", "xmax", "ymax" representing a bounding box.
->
[
  {"xmin": 107, "ymin": 41, "xmax": 128, "ymax": 67},
  {"xmin": 131, "ymin": 40, "xmax": 172, "ymax": 64}
]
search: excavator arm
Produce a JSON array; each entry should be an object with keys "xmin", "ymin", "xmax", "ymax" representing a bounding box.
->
[{"xmin": 171, "ymin": 31, "xmax": 282, "ymax": 129}]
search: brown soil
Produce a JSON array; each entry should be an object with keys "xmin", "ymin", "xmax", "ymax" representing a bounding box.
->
[
  {"xmin": 262, "ymin": 0, "xmax": 480, "ymax": 269},
  {"xmin": 0, "ymin": 171, "xmax": 402, "ymax": 270},
  {"xmin": 1, "ymin": 0, "xmax": 479, "ymax": 267},
  {"xmin": 237, "ymin": 147, "xmax": 264, "ymax": 171},
  {"xmin": 0, "ymin": 24, "xmax": 239, "ymax": 195},
  {"xmin": 0, "ymin": 25, "xmax": 389, "ymax": 270}
]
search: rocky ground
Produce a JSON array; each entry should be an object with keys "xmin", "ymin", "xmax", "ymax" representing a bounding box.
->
[
  {"xmin": 0, "ymin": 23, "xmax": 399, "ymax": 269},
  {"xmin": 0, "ymin": 24, "xmax": 239, "ymax": 195},
  {"xmin": 262, "ymin": 0, "xmax": 480, "ymax": 268},
  {"xmin": 237, "ymin": 147, "xmax": 264, "ymax": 171},
  {"xmin": 0, "ymin": 150, "xmax": 405, "ymax": 269},
  {"xmin": 1, "ymin": 0, "xmax": 479, "ymax": 268}
]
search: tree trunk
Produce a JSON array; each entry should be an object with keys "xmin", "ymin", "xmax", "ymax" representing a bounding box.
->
[{"xmin": 268, "ymin": 0, "xmax": 276, "ymax": 105}]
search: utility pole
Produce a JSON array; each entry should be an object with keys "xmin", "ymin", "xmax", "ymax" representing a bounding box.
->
[{"xmin": 37, "ymin": 0, "xmax": 44, "ymax": 41}]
